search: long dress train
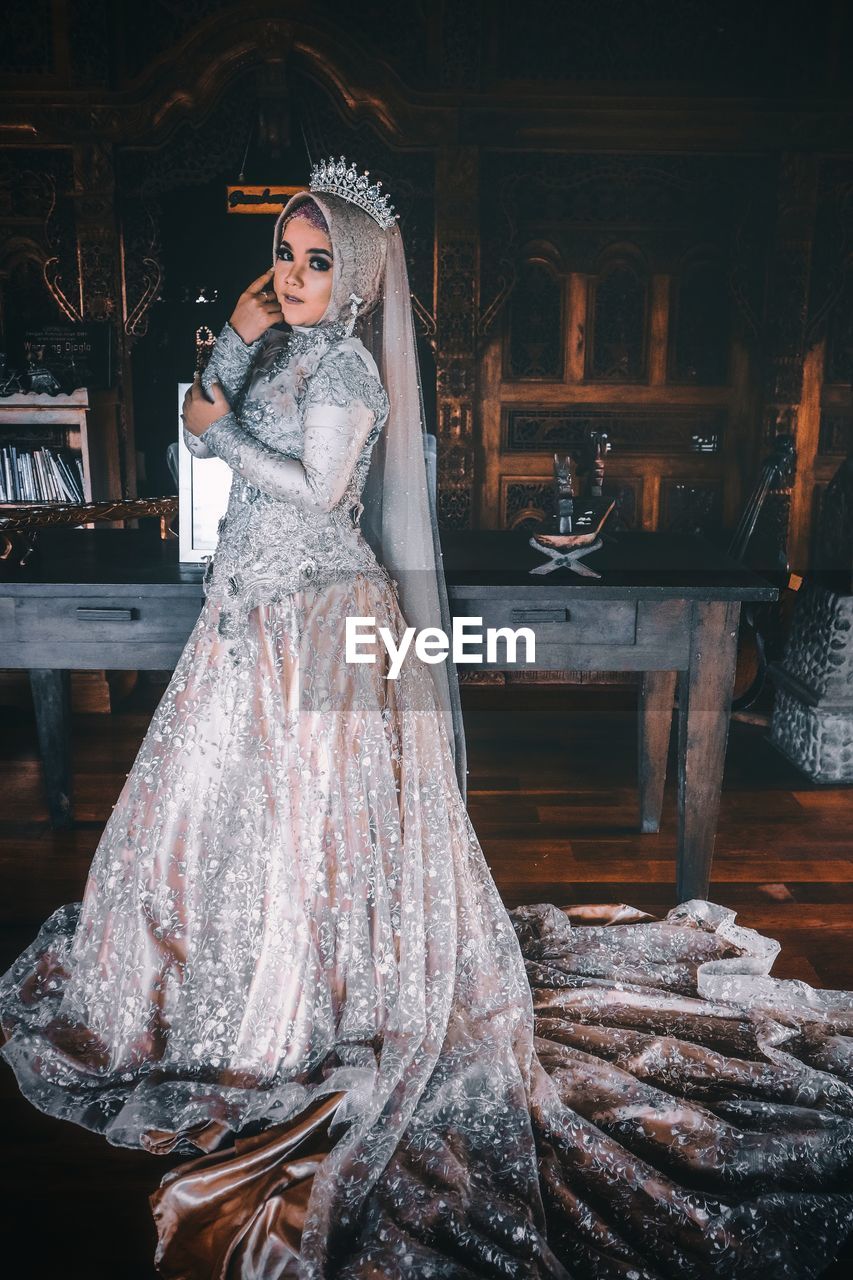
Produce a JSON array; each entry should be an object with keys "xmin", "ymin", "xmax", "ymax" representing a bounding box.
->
[{"xmin": 2, "ymin": 319, "xmax": 853, "ymax": 1278}]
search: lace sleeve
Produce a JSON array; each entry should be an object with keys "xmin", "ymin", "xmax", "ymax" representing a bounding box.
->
[
  {"xmin": 184, "ymin": 322, "xmax": 266, "ymax": 459},
  {"xmin": 182, "ymin": 425, "xmax": 216, "ymax": 459},
  {"xmin": 197, "ymin": 346, "xmax": 386, "ymax": 512},
  {"xmin": 200, "ymin": 321, "xmax": 263, "ymax": 405}
]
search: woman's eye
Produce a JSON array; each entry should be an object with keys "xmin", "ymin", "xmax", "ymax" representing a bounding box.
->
[
  {"xmin": 276, "ymin": 246, "xmax": 291, "ymax": 260},
  {"xmin": 310, "ymin": 258, "xmax": 331, "ymax": 271}
]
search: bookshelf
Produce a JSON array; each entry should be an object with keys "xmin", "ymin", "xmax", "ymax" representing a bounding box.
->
[{"xmin": 0, "ymin": 390, "xmax": 92, "ymax": 505}]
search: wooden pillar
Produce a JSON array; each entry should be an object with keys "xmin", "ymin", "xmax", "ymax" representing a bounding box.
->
[
  {"xmin": 434, "ymin": 146, "xmax": 479, "ymax": 529},
  {"xmin": 758, "ymin": 152, "xmax": 819, "ymax": 572}
]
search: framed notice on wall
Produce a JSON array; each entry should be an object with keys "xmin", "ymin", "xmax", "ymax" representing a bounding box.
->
[
  {"xmin": 177, "ymin": 382, "xmax": 231, "ymax": 563},
  {"xmin": 23, "ymin": 323, "xmax": 114, "ymax": 390}
]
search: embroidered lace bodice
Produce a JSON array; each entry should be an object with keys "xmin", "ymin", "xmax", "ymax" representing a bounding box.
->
[{"xmin": 183, "ymin": 320, "xmax": 391, "ymax": 639}]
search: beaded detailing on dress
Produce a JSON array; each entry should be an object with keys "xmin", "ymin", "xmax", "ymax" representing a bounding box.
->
[{"xmin": 192, "ymin": 322, "xmax": 392, "ymax": 646}]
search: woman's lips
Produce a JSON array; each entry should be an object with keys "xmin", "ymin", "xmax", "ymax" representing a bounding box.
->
[{"xmin": 283, "ymin": 294, "xmax": 303, "ymax": 304}]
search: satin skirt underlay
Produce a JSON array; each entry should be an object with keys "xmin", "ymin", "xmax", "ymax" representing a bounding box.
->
[{"xmin": 1, "ymin": 572, "xmax": 853, "ymax": 1279}]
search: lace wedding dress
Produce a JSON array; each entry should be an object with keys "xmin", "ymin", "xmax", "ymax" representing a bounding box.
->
[{"xmin": 2, "ymin": 319, "xmax": 852, "ymax": 1280}]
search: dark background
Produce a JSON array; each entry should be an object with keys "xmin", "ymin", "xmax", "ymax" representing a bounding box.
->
[{"xmin": 1, "ymin": 0, "xmax": 851, "ymax": 568}]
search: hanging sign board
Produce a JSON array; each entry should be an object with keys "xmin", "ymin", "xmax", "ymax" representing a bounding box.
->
[{"xmin": 226, "ymin": 185, "xmax": 304, "ymax": 214}]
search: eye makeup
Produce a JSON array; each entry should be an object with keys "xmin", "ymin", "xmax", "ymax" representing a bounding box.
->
[{"xmin": 277, "ymin": 239, "xmax": 333, "ymax": 269}]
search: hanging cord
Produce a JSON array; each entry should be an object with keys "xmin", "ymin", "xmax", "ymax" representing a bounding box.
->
[
  {"xmin": 237, "ymin": 113, "xmax": 255, "ymax": 184},
  {"xmin": 299, "ymin": 115, "xmax": 315, "ymax": 173}
]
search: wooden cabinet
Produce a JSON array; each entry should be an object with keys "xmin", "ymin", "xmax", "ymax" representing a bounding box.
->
[{"xmin": 479, "ymin": 261, "xmax": 758, "ymax": 542}]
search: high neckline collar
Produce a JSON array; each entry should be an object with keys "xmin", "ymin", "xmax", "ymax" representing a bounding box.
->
[{"xmin": 288, "ymin": 318, "xmax": 348, "ymax": 343}]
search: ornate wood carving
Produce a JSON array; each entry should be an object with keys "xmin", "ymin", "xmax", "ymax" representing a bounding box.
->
[
  {"xmin": 490, "ymin": 0, "xmax": 828, "ymax": 91},
  {"xmin": 818, "ymin": 411, "xmax": 852, "ymax": 457},
  {"xmin": 118, "ymin": 77, "xmax": 256, "ymax": 340},
  {"xmin": 0, "ymin": 0, "xmax": 54, "ymax": 77},
  {"xmin": 72, "ymin": 143, "xmax": 120, "ymax": 323},
  {"xmin": 761, "ymin": 154, "xmax": 820, "ymax": 570},
  {"xmin": 0, "ymin": 8, "xmax": 446, "ymax": 153},
  {"xmin": 823, "ymin": 258, "xmax": 853, "ymax": 386},
  {"xmin": 476, "ymin": 152, "xmax": 755, "ymax": 533},
  {"xmin": 503, "ymin": 406, "xmax": 724, "ymax": 455},
  {"xmin": 435, "ymin": 146, "xmax": 478, "ymax": 529},
  {"xmin": 806, "ymin": 158, "xmax": 853, "ymax": 354},
  {"xmin": 660, "ymin": 480, "xmax": 723, "ymax": 538},
  {"xmin": 668, "ymin": 251, "xmax": 731, "ymax": 384},
  {"xmin": 438, "ymin": 1, "xmax": 483, "ymax": 90},
  {"xmin": 0, "ymin": 153, "xmax": 79, "ymax": 332},
  {"xmin": 479, "ymin": 153, "xmax": 771, "ymax": 342},
  {"xmin": 503, "ymin": 477, "xmax": 638, "ymax": 532},
  {"xmin": 4, "ymin": 2, "xmax": 850, "ymax": 572},
  {"xmin": 294, "ymin": 71, "xmax": 435, "ymax": 310},
  {"xmin": 586, "ymin": 250, "xmax": 649, "ymax": 383},
  {"xmin": 505, "ymin": 260, "xmax": 564, "ymax": 381}
]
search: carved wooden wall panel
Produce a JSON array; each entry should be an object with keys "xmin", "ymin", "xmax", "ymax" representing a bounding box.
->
[
  {"xmin": 490, "ymin": 0, "xmax": 830, "ymax": 91},
  {"xmin": 0, "ymin": 152, "xmax": 79, "ymax": 334},
  {"xmin": 668, "ymin": 252, "xmax": 730, "ymax": 385},
  {"xmin": 784, "ymin": 157, "xmax": 853, "ymax": 572},
  {"xmin": 502, "ymin": 406, "xmax": 725, "ymax": 455},
  {"xmin": 502, "ymin": 475, "xmax": 640, "ymax": 532},
  {"xmin": 659, "ymin": 480, "xmax": 723, "ymax": 537},
  {"xmin": 586, "ymin": 250, "xmax": 649, "ymax": 383},
  {"xmin": 0, "ymin": 0, "xmax": 54, "ymax": 77},
  {"xmin": 3, "ymin": 0, "xmax": 853, "ymax": 569},
  {"xmin": 476, "ymin": 152, "xmax": 768, "ymax": 541},
  {"xmin": 505, "ymin": 261, "xmax": 564, "ymax": 381},
  {"xmin": 435, "ymin": 146, "xmax": 478, "ymax": 529}
]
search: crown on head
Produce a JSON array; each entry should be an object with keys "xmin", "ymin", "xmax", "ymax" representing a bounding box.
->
[{"xmin": 308, "ymin": 155, "xmax": 398, "ymax": 230}]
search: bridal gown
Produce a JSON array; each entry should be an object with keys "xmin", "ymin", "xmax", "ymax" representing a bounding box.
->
[{"xmin": 2, "ymin": 320, "xmax": 853, "ymax": 1280}]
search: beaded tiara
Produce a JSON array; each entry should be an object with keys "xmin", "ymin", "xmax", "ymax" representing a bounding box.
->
[{"xmin": 308, "ymin": 155, "xmax": 398, "ymax": 230}]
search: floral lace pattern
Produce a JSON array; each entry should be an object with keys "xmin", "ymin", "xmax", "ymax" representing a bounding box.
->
[
  {"xmin": 1, "ymin": 321, "xmax": 852, "ymax": 1279},
  {"xmin": 185, "ymin": 322, "xmax": 391, "ymax": 645}
]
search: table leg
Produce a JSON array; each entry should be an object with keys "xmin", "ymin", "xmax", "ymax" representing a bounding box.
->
[
  {"xmin": 676, "ymin": 601, "xmax": 741, "ymax": 901},
  {"xmin": 29, "ymin": 669, "xmax": 74, "ymax": 828},
  {"xmin": 638, "ymin": 670, "xmax": 677, "ymax": 833}
]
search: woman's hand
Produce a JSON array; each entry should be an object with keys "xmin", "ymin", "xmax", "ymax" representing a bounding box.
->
[
  {"xmin": 182, "ymin": 377, "xmax": 231, "ymax": 437},
  {"xmin": 229, "ymin": 269, "xmax": 283, "ymax": 344}
]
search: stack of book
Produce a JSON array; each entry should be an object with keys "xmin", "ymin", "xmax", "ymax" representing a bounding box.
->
[{"xmin": 0, "ymin": 444, "xmax": 85, "ymax": 503}]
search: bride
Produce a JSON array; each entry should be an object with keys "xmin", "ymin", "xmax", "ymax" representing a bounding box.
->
[{"xmin": 2, "ymin": 157, "xmax": 852, "ymax": 1280}]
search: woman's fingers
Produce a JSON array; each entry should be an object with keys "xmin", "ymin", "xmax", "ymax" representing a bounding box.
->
[
  {"xmin": 230, "ymin": 270, "xmax": 281, "ymax": 343},
  {"xmin": 182, "ymin": 375, "xmax": 231, "ymax": 435},
  {"xmin": 248, "ymin": 268, "xmax": 274, "ymax": 295}
]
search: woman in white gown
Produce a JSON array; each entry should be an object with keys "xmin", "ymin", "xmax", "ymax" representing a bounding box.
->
[{"xmin": 2, "ymin": 158, "xmax": 853, "ymax": 1280}]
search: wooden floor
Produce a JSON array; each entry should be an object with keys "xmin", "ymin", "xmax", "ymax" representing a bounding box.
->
[{"xmin": 1, "ymin": 677, "xmax": 852, "ymax": 1277}]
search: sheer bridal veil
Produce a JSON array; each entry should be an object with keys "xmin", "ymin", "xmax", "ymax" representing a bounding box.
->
[{"xmin": 273, "ymin": 176, "xmax": 468, "ymax": 800}]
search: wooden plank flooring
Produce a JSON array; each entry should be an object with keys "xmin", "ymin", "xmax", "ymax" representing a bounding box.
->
[{"xmin": 0, "ymin": 678, "xmax": 851, "ymax": 1277}]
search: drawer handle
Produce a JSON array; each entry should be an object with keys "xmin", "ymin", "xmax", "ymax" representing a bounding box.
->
[
  {"xmin": 75, "ymin": 607, "xmax": 134, "ymax": 623},
  {"xmin": 510, "ymin": 608, "xmax": 568, "ymax": 624}
]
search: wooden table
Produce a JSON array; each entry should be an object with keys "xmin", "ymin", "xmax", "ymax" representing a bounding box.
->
[{"xmin": 0, "ymin": 526, "xmax": 777, "ymax": 899}]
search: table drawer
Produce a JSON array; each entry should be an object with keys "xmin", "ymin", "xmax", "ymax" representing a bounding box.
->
[
  {"xmin": 450, "ymin": 597, "xmax": 637, "ymax": 646},
  {"xmin": 11, "ymin": 593, "xmax": 205, "ymax": 642}
]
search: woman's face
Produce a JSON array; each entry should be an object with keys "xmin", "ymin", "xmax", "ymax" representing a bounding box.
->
[{"xmin": 274, "ymin": 214, "xmax": 334, "ymax": 326}]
